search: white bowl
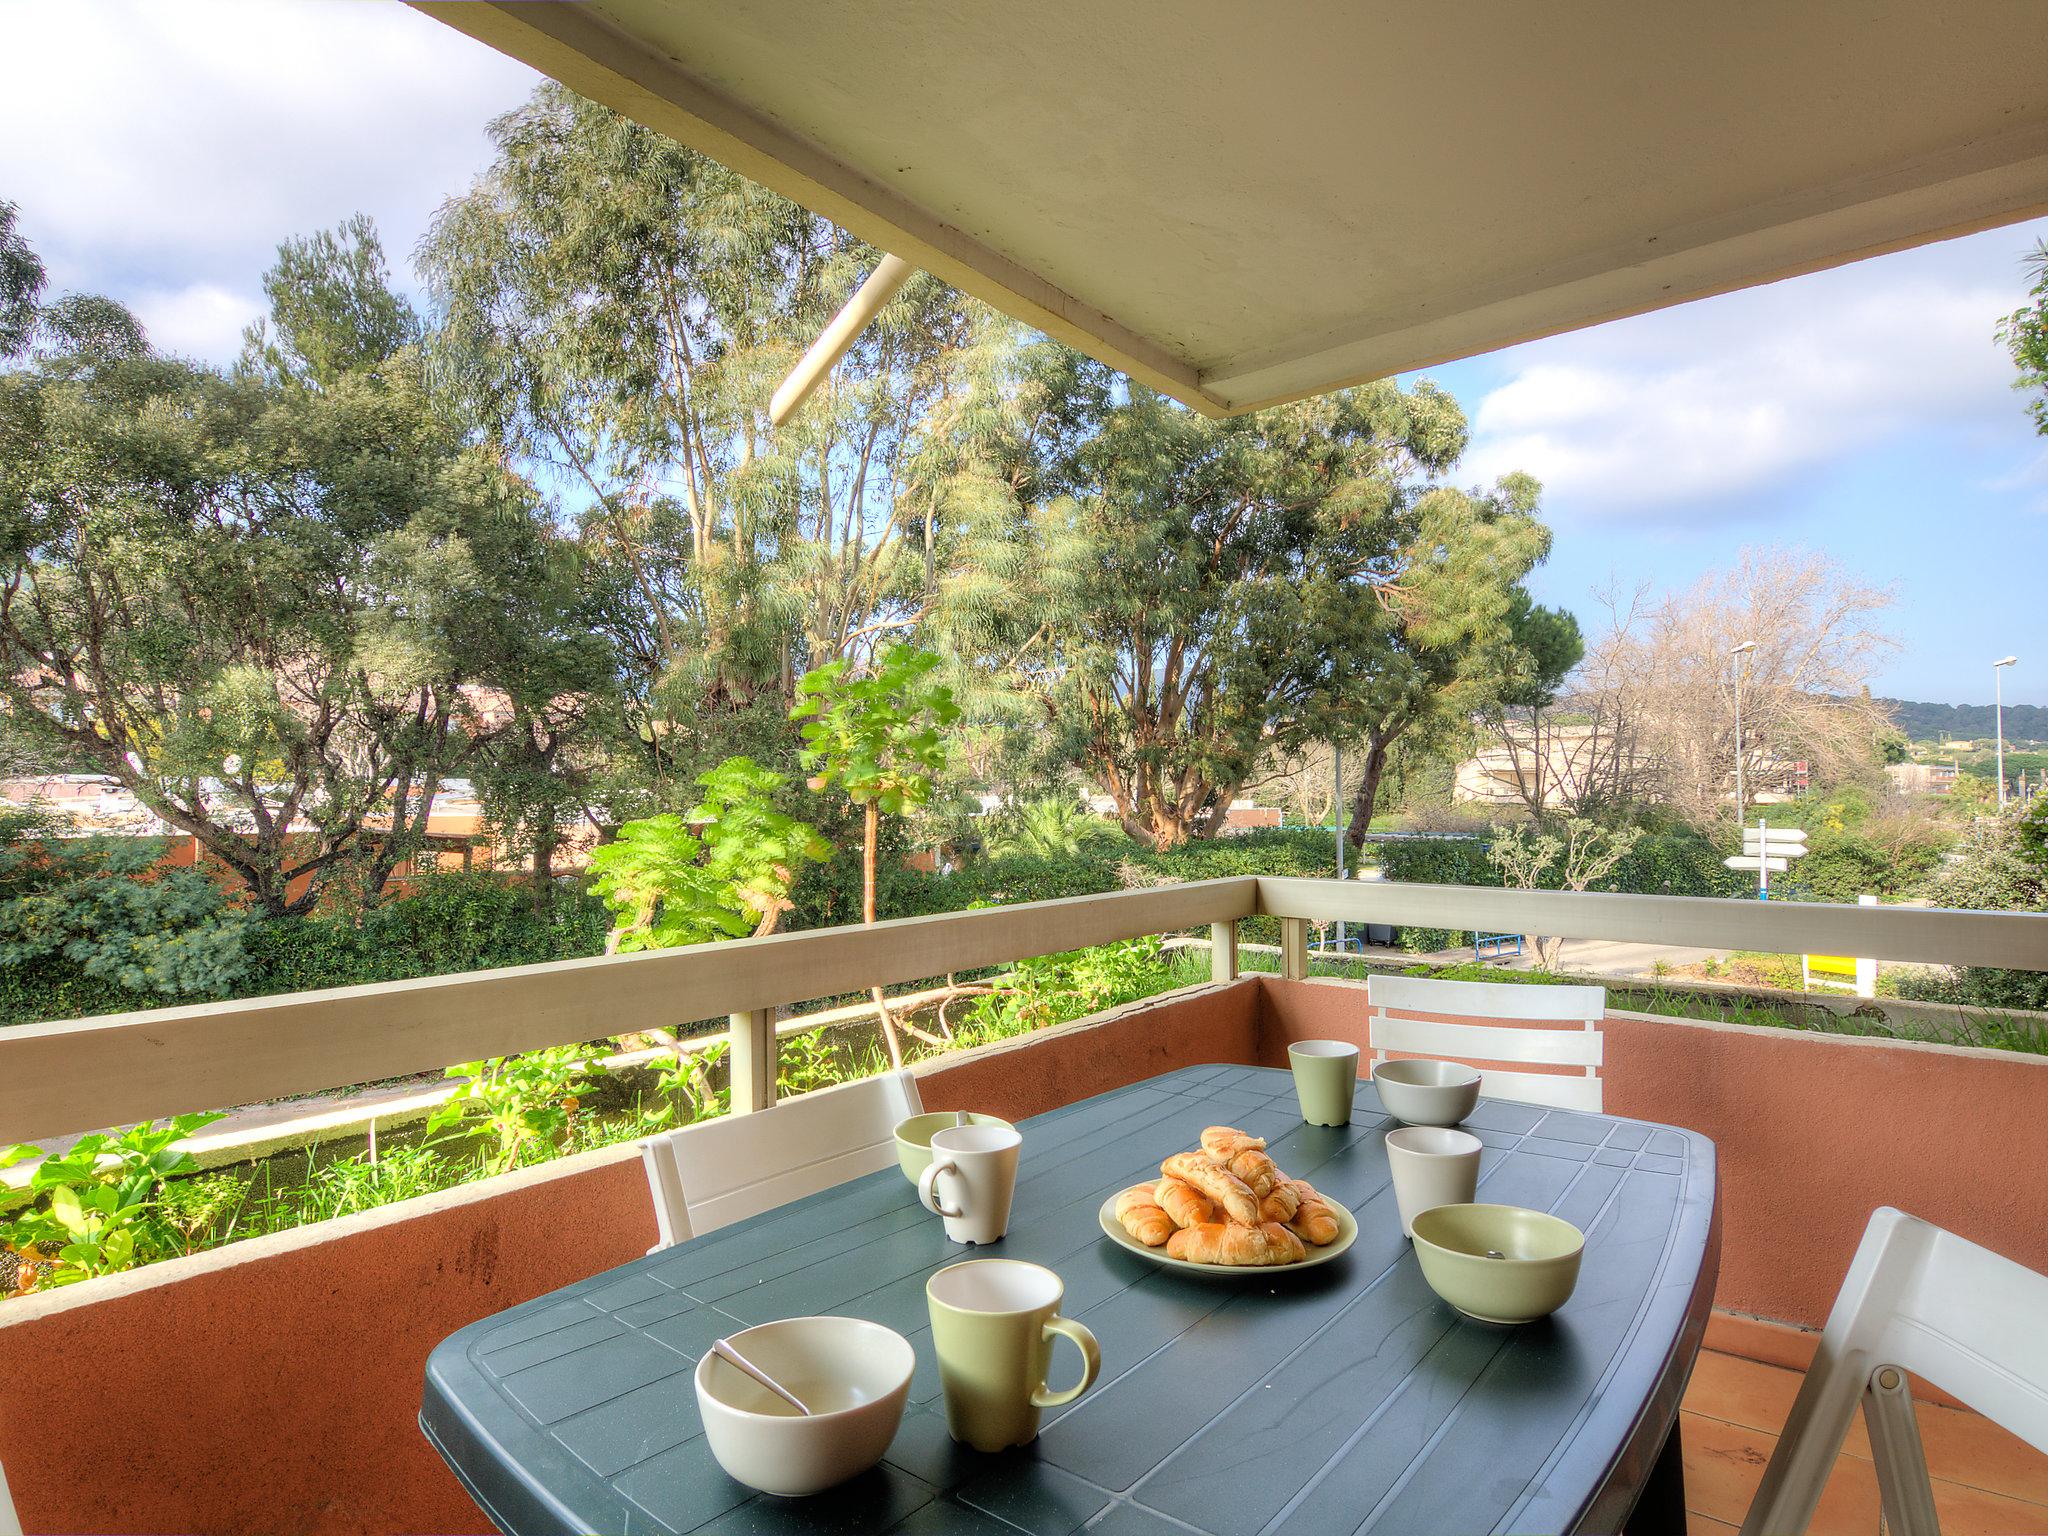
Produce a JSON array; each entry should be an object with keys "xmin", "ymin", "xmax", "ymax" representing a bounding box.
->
[
  {"xmin": 1372, "ymin": 1058, "xmax": 1481, "ymax": 1127},
  {"xmin": 693, "ymin": 1317, "xmax": 913, "ymax": 1496}
]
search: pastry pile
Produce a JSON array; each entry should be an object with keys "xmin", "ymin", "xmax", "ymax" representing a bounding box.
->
[{"xmin": 1114, "ymin": 1125, "xmax": 1341, "ymax": 1266}]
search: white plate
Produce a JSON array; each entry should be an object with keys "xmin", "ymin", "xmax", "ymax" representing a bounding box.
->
[{"xmin": 1096, "ymin": 1195, "xmax": 1359, "ymax": 1275}]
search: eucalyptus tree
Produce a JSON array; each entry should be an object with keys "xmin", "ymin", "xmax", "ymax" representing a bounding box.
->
[
  {"xmin": 0, "ymin": 218, "xmax": 590, "ymax": 915},
  {"xmin": 1, "ymin": 200, "xmax": 46, "ymax": 361},
  {"xmin": 421, "ymin": 84, "xmax": 1016, "ymax": 797},
  {"xmin": 938, "ymin": 350, "xmax": 1552, "ymax": 847},
  {"xmin": 1998, "ymin": 239, "xmax": 2048, "ymax": 436}
]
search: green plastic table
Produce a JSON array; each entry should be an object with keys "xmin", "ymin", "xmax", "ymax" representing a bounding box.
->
[{"xmin": 422, "ymin": 1063, "xmax": 1719, "ymax": 1535}]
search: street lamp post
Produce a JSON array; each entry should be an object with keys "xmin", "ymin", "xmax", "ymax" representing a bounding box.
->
[
  {"xmin": 1995, "ymin": 656, "xmax": 2018, "ymax": 810},
  {"xmin": 1729, "ymin": 640, "xmax": 1757, "ymax": 823}
]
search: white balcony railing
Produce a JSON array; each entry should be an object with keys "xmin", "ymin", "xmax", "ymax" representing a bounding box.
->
[{"xmin": 2, "ymin": 878, "xmax": 2043, "ymax": 1146}]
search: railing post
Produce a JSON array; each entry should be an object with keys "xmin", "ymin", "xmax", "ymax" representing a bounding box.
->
[
  {"xmin": 1210, "ymin": 920, "xmax": 1239, "ymax": 982},
  {"xmin": 1280, "ymin": 917, "xmax": 1310, "ymax": 980},
  {"xmin": 729, "ymin": 1007, "xmax": 777, "ymax": 1115}
]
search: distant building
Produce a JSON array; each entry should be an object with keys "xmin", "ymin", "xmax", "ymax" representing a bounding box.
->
[
  {"xmin": 1452, "ymin": 729, "xmax": 1807, "ymax": 810},
  {"xmin": 1886, "ymin": 762, "xmax": 1959, "ymax": 795}
]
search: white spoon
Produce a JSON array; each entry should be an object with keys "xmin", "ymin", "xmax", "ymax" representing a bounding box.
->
[{"xmin": 711, "ymin": 1337, "xmax": 812, "ymax": 1416}]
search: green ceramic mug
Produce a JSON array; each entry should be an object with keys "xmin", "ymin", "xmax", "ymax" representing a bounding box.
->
[
  {"xmin": 1289, "ymin": 1039, "xmax": 1361, "ymax": 1126},
  {"xmin": 925, "ymin": 1259, "xmax": 1101, "ymax": 1451}
]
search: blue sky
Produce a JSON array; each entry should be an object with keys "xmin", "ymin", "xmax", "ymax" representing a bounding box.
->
[{"xmin": 4, "ymin": 0, "xmax": 2044, "ymax": 705}]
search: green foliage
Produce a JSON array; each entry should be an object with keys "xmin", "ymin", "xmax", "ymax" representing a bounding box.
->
[
  {"xmin": 1882, "ymin": 696, "xmax": 2048, "ymax": 743},
  {"xmin": 241, "ymin": 213, "xmax": 420, "ymax": 389},
  {"xmin": 0, "ymin": 823, "xmax": 253, "ymax": 1003},
  {"xmin": 0, "ymin": 214, "xmax": 599, "ymax": 916},
  {"xmin": 957, "ymin": 936, "xmax": 1173, "ymax": 1045},
  {"xmin": 0, "ymin": 199, "xmax": 45, "ymax": 361},
  {"xmin": 776, "ymin": 1029, "xmax": 846, "ymax": 1098},
  {"xmin": 422, "ymin": 84, "xmax": 1015, "ymax": 801},
  {"xmin": 1902, "ymin": 805, "xmax": 2048, "ymax": 1010},
  {"xmin": 1791, "ymin": 828, "xmax": 1938, "ymax": 903},
  {"xmin": 793, "ymin": 646, "xmax": 961, "ymax": 815},
  {"xmin": 3, "ymin": 1113, "xmax": 223, "ymax": 1287},
  {"xmin": 648, "ymin": 1040, "xmax": 730, "ymax": 1127},
  {"xmin": 1998, "ymin": 239, "xmax": 2048, "ymax": 436},
  {"xmin": 232, "ymin": 873, "xmax": 607, "ymax": 1004},
  {"xmin": 587, "ymin": 758, "xmax": 828, "ymax": 951},
  {"xmin": 426, "ymin": 1047, "xmax": 608, "ymax": 1176},
  {"xmin": 981, "ymin": 798, "xmax": 1126, "ymax": 860},
  {"xmin": 937, "ymin": 350, "xmax": 1552, "ymax": 846}
]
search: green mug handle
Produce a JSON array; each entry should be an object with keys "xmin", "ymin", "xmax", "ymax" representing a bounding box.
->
[{"xmin": 1030, "ymin": 1315, "xmax": 1101, "ymax": 1408}]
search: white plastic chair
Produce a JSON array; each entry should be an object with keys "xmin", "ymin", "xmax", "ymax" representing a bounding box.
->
[
  {"xmin": 1365, "ymin": 973, "xmax": 1607, "ymax": 1112},
  {"xmin": 1739, "ymin": 1207, "xmax": 2048, "ymax": 1536},
  {"xmin": 0, "ymin": 1457, "xmax": 20, "ymax": 1536},
  {"xmin": 639, "ymin": 1069, "xmax": 923, "ymax": 1250}
]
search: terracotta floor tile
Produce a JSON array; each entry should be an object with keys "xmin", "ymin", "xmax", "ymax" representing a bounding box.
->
[
  {"xmin": 1682, "ymin": 1410, "xmax": 1885, "ymax": 1535},
  {"xmin": 1914, "ymin": 1401, "xmax": 2048, "ymax": 1508},
  {"xmin": 1685, "ymin": 1350, "xmax": 1801, "ymax": 1435},
  {"xmin": 1683, "ymin": 1349, "xmax": 2048, "ymax": 1508},
  {"xmin": 1681, "ymin": 1411, "xmax": 1788, "ymax": 1528},
  {"xmin": 1686, "ymin": 1513, "xmax": 1739, "ymax": 1535}
]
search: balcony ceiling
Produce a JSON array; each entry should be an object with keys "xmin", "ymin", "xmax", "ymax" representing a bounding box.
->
[{"xmin": 417, "ymin": 2, "xmax": 2048, "ymax": 416}]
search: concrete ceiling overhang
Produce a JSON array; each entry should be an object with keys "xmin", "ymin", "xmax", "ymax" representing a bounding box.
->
[{"xmin": 416, "ymin": 2, "xmax": 2048, "ymax": 418}]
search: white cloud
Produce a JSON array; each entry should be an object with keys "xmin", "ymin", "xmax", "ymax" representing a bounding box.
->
[
  {"xmin": 130, "ymin": 283, "xmax": 266, "ymax": 362},
  {"xmin": 1459, "ymin": 225, "xmax": 2048, "ymax": 522},
  {"xmin": 0, "ymin": 0, "xmax": 539, "ymax": 360}
]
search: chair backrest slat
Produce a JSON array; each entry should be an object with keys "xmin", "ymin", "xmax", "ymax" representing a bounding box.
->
[
  {"xmin": 1366, "ymin": 974, "xmax": 1604, "ymax": 1022},
  {"xmin": 640, "ymin": 1069, "xmax": 922, "ymax": 1248},
  {"xmin": 1371, "ymin": 1014, "xmax": 1604, "ymax": 1068},
  {"xmin": 1455, "ymin": 1066, "xmax": 1604, "ymax": 1113},
  {"xmin": 1365, "ymin": 973, "xmax": 1607, "ymax": 1113}
]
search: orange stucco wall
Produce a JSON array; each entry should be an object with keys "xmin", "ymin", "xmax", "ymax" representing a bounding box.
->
[
  {"xmin": 3, "ymin": 976, "xmax": 2042, "ymax": 1534},
  {"xmin": 0, "ymin": 1145, "xmax": 658, "ymax": 1536},
  {"xmin": 1253, "ymin": 975, "xmax": 2048, "ymax": 1330}
]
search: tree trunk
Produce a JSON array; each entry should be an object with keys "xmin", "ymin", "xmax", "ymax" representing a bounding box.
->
[
  {"xmin": 531, "ymin": 827, "xmax": 556, "ymax": 914},
  {"xmin": 863, "ymin": 800, "xmax": 906, "ymax": 1071},
  {"xmin": 1344, "ymin": 734, "xmax": 1393, "ymax": 853}
]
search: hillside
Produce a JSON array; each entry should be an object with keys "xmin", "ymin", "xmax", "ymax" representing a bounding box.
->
[{"xmin": 1881, "ymin": 697, "xmax": 2048, "ymax": 743}]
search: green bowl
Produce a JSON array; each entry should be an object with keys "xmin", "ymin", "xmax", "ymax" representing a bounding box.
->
[
  {"xmin": 1410, "ymin": 1203, "xmax": 1584, "ymax": 1324},
  {"xmin": 892, "ymin": 1112, "xmax": 1014, "ymax": 1184}
]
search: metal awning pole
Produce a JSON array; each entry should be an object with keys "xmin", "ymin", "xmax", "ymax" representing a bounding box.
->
[{"xmin": 768, "ymin": 253, "xmax": 915, "ymax": 425}]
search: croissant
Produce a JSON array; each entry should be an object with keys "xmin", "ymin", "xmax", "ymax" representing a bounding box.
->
[
  {"xmin": 1167, "ymin": 1221, "xmax": 1307, "ymax": 1267},
  {"xmin": 1160, "ymin": 1152, "xmax": 1261, "ymax": 1226},
  {"xmin": 1199, "ymin": 1126, "xmax": 1266, "ymax": 1161},
  {"xmin": 1285, "ymin": 1181, "xmax": 1340, "ymax": 1246},
  {"xmin": 1115, "ymin": 1186, "xmax": 1175, "ymax": 1247},
  {"xmin": 1154, "ymin": 1176, "xmax": 1218, "ymax": 1229},
  {"xmin": 1226, "ymin": 1149, "xmax": 1282, "ymax": 1199},
  {"xmin": 1259, "ymin": 1181, "xmax": 1302, "ymax": 1223}
]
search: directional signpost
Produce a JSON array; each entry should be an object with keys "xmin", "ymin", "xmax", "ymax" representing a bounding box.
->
[{"xmin": 1724, "ymin": 820, "xmax": 1807, "ymax": 898}]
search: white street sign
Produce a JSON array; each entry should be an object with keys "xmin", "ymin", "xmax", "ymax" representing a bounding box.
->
[
  {"xmin": 1743, "ymin": 828, "xmax": 1807, "ymax": 849},
  {"xmin": 1724, "ymin": 855, "xmax": 1790, "ymax": 873},
  {"xmin": 1741, "ymin": 839, "xmax": 1808, "ymax": 859},
  {"xmin": 1744, "ymin": 831, "xmax": 1810, "ymax": 856}
]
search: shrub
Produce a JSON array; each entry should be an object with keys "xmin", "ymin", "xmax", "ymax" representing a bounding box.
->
[
  {"xmin": 240, "ymin": 874, "xmax": 607, "ymax": 998},
  {"xmin": 0, "ymin": 823, "xmax": 254, "ymax": 1022}
]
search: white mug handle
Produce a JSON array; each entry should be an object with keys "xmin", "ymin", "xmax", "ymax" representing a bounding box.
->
[{"xmin": 918, "ymin": 1157, "xmax": 964, "ymax": 1218}]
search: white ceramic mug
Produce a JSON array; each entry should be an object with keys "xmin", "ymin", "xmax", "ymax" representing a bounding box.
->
[
  {"xmin": 1385, "ymin": 1125, "xmax": 1482, "ymax": 1238},
  {"xmin": 917, "ymin": 1123, "xmax": 1022, "ymax": 1244}
]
